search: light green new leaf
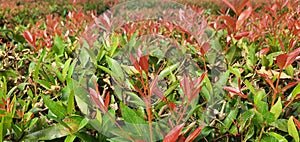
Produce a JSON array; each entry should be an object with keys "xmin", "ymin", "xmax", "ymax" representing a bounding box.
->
[
  {"xmin": 270, "ymin": 97, "xmax": 282, "ymax": 120},
  {"xmin": 288, "ymin": 116, "xmax": 299, "ymax": 142},
  {"xmin": 291, "ymin": 84, "xmax": 300, "ymax": 100},
  {"xmin": 62, "ymin": 58, "xmax": 72, "ymax": 82},
  {"xmin": 267, "ymin": 132, "xmax": 288, "ymax": 142}
]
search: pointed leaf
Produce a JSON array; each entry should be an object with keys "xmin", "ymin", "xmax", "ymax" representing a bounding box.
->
[
  {"xmin": 89, "ymin": 88, "xmax": 106, "ymax": 112},
  {"xmin": 185, "ymin": 125, "xmax": 205, "ymax": 142},
  {"xmin": 293, "ymin": 117, "xmax": 300, "ymax": 131},
  {"xmin": 270, "ymin": 97, "xmax": 282, "ymax": 120},
  {"xmin": 222, "ymin": 0, "xmax": 237, "ymax": 14},
  {"xmin": 163, "ymin": 123, "xmax": 185, "ymax": 142},
  {"xmin": 139, "ymin": 55, "xmax": 149, "ymax": 72},
  {"xmin": 236, "ymin": 6, "xmax": 252, "ymax": 29},
  {"xmin": 288, "ymin": 116, "xmax": 299, "ymax": 142}
]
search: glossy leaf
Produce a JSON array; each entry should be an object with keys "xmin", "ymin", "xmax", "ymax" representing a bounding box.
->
[
  {"xmin": 236, "ymin": 6, "xmax": 252, "ymax": 29},
  {"xmin": 288, "ymin": 116, "xmax": 299, "ymax": 142},
  {"xmin": 185, "ymin": 124, "xmax": 205, "ymax": 142},
  {"xmin": 293, "ymin": 117, "xmax": 300, "ymax": 131},
  {"xmin": 222, "ymin": 0, "xmax": 237, "ymax": 14},
  {"xmin": 270, "ymin": 97, "xmax": 282, "ymax": 120},
  {"xmin": 42, "ymin": 95, "xmax": 67, "ymax": 119},
  {"xmin": 267, "ymin": 132, "xmax": 288, "ymax": 142},
  {"xmin": 163, "ymin": 123, "xmax": 185, "ymax": 142}
]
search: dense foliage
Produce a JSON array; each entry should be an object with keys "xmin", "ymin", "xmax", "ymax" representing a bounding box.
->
[{"xmin": 0, "ymin": 0, "xmax": 299, "ymax": 141}]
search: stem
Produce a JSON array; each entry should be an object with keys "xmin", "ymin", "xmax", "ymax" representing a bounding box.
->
[
  {"xmin": 145, "ymin": 71, "xmax": 153, "ymax": 142},
  {"xmin": 272, "ymin": 70, "xmax": 282, "ymax": 106}
]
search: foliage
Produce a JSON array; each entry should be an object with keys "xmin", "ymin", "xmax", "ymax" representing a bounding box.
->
[{"xmin": 0, "ymin": 0, "xmax": 299, "ymax": 141}]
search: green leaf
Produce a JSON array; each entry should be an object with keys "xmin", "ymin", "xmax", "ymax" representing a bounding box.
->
[
  {"xmin": 244, "ymin": 125, "xmax": 254, "ymax": 141},
  {"xmin": 53, "ymin": 34, "xmax": 64, "ymax": 56},
  {"xmin": 254, "ymin": 90, "xmax": 265, "ymax": 107},
  {"xmin": 270, "ymin": 97, "xmax": 282, "ymax": 120},
  {"xmin": 67, "ymin": 59, "xmax": 77, "ymax": 80},
  {"xmin": 267, "ymin": 132, "xmax": 288, "ymax": 142},
  {"xmin": 256, "ymin": 101, "xmax": 268, "ymax": 114},
  {"xmin": 291, "ymin": 84, "xmax": 300, "ymax": 100},
  {"xmin": 67, "ymin": 86, "xmax": 75, "ymax": 114},
  {"xmin": 222, "ymin": 109, "xmax": 238, "ymax": 133},
  {"xmin": 158, "ymin": 63, "xmax": 180, "ymax": 80},
  {"xmin": 270, "ymin": 119, "xmax": 288, "ymax": 132},
  {"xmin": 64, "ymin": 135, "xmax": 76, "ymax": 142},
  {"xmin": 22, "ymin": 123, "xmax": 70, "ymax": 141},
  {"xmin": 228, "ymin": 66, "xmax": 241, "ymax": 78},
  {"xmin": 106, "ymin": 56, "xmax": 125, "ymax": 82},
  {"xmin": 285, "ymin": 65, "xmax": 294, "ymax": 77},
  {"xmin": 44, "ymin": 64, "xmax": 63, "ymax": 82},
  {"xmin": 226, "ymin": 44, "xmax": 241, "ymax": 64},
  {"xmin": 120, "ymin": 102, "xmax": 146, "ymax": 124},
  {"xmin": 78, "ymin": 118, "xmax": 89, "ymax": 130},
  {"xmin": 35, "ymin": 79, "xmax": 51, "ymax": 90},
  {"xmin": 62, "ymin": 58, "xmax": 72, "ymax": 82},
  {"xmin": 42, "ymin": 95, "xmax": 67, "ymax": 119},
  {"xmin": 245, "ymin": 79, "xmax": 256, "ymax": 95},
  {"xmin": 239, "ymin": 109, "xmax": 255, "ymax": 132},
  {"xmin": 288, "ymin": 116, "xmax": 299, "ymax": 142}
]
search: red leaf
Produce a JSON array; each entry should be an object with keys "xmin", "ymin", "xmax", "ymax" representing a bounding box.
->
[
  {"xmin": 257, "ymin": 47, "xmax": 270, "ymax": 55},
  {"xmin": 222, "ymin": 0, "xmax": 237, "ymax": 14},
  {"xmin": 180, "ymin": 75, "xmax": 191, "ymax": 101},
  {"xmin": 200, "ymin": 42, "xmax": 210, "ymax": 55},
  {"xmin": 234, "ymin": 32, "xmax": 249, "ymax": 40},
  {"xmin": 223, "ymin": 86, "xmax": 241, "ymax": 94},
  {"xmin": 139, "ymin": 55, "xmax": 149, "ymax": 72},
  {"xmin": 219, "ymin": 16, "xmax": 236, "ymax": 30},
  {"xmin": 236, "ymin": 6, "xmax": 252, "ymax": 29},
  {"xmin": 293, "ymin": 117, "xmax": 300, "ymax": 131},
  {"xmin": 276, "ymin": 48, "xmax": 300, "ymax": 70},
  {"xmin": 130, "ymin": 54, "xmax": 140, "ymax": 71},
  {"xmin": 223, "ymin": 86, "xmax": 248, "ymax": 98},
  {"xmin": 280, "ymin": 81, "xmax": 300, "ymax": 93},
  {"xmin": 104, "ymin": 92, "xmax": 110, "ymax": 109},
  {"xmin": 23, "ymin": 30, "xmax": 36, "ymax": 48},
  {"xmin": 289, "ymin": 38, "xmax": 297, "ymax": 49},
  {"xmin": 89, "ymin": 88, "xmax": 106, "ymax": 112},
  {"xmin": 237, "ymin": 0, "xmax": 250, "ymax": 15},
  {"xmin": 278, "ymin": 38, "xmax": 285, "ymax": 51},
  {"xmin": 276, "ymin": 54, "xmax": 288, "ymax": 70},
  {"xmin": 185, "ymin": 125, "xmax": 205, "ymax": 142},
  {"xmin": 163, "ymin": 123, "xmax": 185, "ymax": 142}
]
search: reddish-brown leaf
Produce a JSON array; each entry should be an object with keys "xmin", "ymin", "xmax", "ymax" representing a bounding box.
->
[
  {"xmin": 139, "ymin": 55, "xmax": 149, "ymax": 72},
  {"xmin": 185, "ymin": 124, "xmax": 205, "ymax": 142},
  {"xmin": 104, "ymin": 92, "xmax": 110, "ymax": 109},
  {"xmin": 180, "ymin": 75, "xmax": 191, "ymax": 101},
  {"xmin": 237, "ymin": 0, "xmax": 250, "ymax": 15},
  {"xmin": 234, "ymin": 32, "xmax": 249, "ymax": 40},
  {"xmin": 293, "ymin": 117, "xmax": 300, "ymax": 131},
  {"xmin": 289, "ymin": 38, "xmax": 297, "ymax": 49},
  {"xmin": 222, "ymin": 0, "xmax": 237, "ymax": 14},
  {"xmin": 276, "ymin": 48, "xmax": 300, "ymax": 70},
  {"xmin": 163, "ymin": 123, "xmax": 185, "ymax": 142},
  {"xmin": 130, "ymin": 53, "xmax": 140, "ymax": 71},
  {"xmin": 200, "ymin": 42, "xmax": 210, "ymax": 55},
  {"xmin": 236, "ymin": 6, "xmax": 252, "ymax": 29},
  {"xmin": 223, "ymin": 86, "xmax": 241, "ymax": 94},
  {"xmin": 280, "ymin": 81, "xmax": 300, "ymax": 93},
  {"xmin": 278, "ymin": 38, "xmax": 285, "ymax": 52},
  {"xmin": 23, "ymin": 30, "xmax": 36, "ymax": 49},
  {"xmin": 257, "ymin": 47, "xmax": 270, "ymax": 55},
  {"xmin": 276, "ymin": 54, "xmax": 288, "ymax": 70},
  {"xmin": 219, "ymin": 16, "xmax": 236, "ymax": 30},
  {"xmin": 89, "ymin": 88, "xmax": 106, "ymax": 112}
]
